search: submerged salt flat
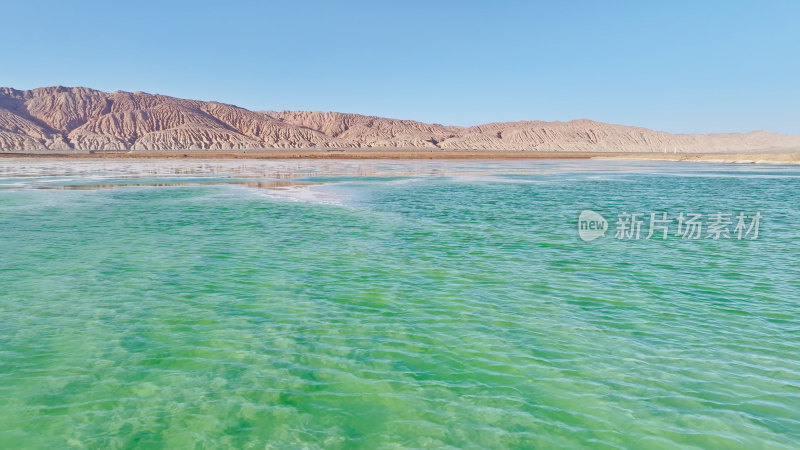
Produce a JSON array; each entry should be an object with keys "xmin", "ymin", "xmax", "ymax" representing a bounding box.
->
[
  {"xmin": 1, "ymin": 159, "xmax": 799, "ymax": 448},
  {"xmin": 4, "ymin": 157, "xmax": 800, "ymax": 179}
]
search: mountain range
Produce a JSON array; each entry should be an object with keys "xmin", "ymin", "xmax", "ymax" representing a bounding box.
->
[{"xmin": 1, "ymin": 86, "xmax": 798, "ymax": 153}]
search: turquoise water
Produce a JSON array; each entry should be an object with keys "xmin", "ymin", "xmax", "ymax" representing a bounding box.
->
[{"xmin": 1, "ymin": 159, "xmax": 799, "ymax": 448}]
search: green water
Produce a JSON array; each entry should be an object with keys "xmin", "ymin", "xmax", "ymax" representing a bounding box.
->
[{"xmin": 0, "ymin": 159, "xmax": 798, "ymax": 448}]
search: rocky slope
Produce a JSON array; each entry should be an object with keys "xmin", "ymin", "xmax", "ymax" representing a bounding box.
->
[{"xmin": 1, "ymin": 86, "xmax": 798, "ymax": 152}]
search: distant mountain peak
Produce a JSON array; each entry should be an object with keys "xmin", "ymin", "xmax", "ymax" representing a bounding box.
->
[{"xmin": 1, "ymin": 86, "xmax": 798, "ymax": 153}]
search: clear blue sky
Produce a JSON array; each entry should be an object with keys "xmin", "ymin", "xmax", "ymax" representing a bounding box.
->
[{"xmin": 1, "ymin": 0, "xmax": 798, "ymax": 134}]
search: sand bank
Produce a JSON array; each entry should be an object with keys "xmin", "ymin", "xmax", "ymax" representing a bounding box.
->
[{"xmin": 1, "ymin": 150, "xmax": 798, "ymax": 164}]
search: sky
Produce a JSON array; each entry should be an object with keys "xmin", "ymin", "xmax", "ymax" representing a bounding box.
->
[{"xmin": 1, "ymin": 0, "xmax": 798, "ymax": 134}]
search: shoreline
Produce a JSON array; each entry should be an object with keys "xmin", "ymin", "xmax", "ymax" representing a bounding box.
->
[
  {"xmin": 1, "ymin": 150, "xmax": 799, "ymax": 164},
  {"xmin": 0, "ymin": 150, "xmax": 618, "ymax": 160}
]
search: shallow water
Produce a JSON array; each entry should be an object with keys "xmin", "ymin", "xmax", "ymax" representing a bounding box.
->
[{"xmin": 1, "ymin": 159, "xmax": 799, "ymax": 448}]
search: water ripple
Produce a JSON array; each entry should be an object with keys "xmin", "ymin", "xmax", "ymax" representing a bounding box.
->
[{"xmin": 0, "ymin": 159, "xmax": 799, "ymax": 448}]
